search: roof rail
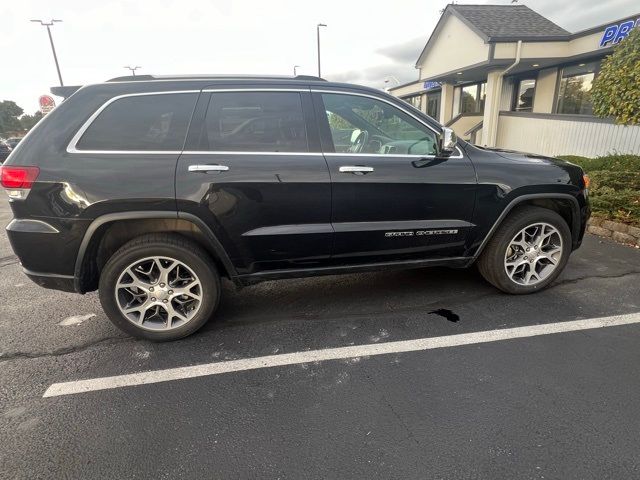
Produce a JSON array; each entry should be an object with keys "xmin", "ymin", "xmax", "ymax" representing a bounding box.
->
[
  {"xmin": 293, "ymin": 75, "xmax": 326, "ymax": 81},
  {"xmin": 106, "ymin": 74, "xmax": 326, "ymax": 82},
  {"xmin": 106, "ymin": 75, "xmax": 155, "ymax": 82}
]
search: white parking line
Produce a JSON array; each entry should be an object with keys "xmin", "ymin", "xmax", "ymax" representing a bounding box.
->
[{"xmin": 43, "ymin": 312, "xmax": 640, "ymax": 398}]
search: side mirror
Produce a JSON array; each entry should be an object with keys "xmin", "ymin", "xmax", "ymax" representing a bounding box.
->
[{"xmin": 438, "ymin": 127, "xmax": 457, "ymax": 157}]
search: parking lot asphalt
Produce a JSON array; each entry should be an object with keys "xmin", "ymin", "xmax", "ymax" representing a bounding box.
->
[{"xmin": 1, "ymin": 198, "xmax": 640, "ymax": 479}]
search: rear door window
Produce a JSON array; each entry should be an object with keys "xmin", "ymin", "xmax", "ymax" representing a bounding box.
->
[
  {"xmin": 198, "ymin": 91, "xmax": 308, "ymax": 152},
  {"xmin": 75, "ymin": 92, "xmax": 198, "ymax": 151}
]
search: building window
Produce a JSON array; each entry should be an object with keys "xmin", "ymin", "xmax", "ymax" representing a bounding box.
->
[
  {"xmin": 426, "ymin": 91, "xmax": 441, "ymax": 119},
  {"xmin": 512, "ymin": 78, "xmax": 536, "ymax": 112},
  {"xmin": 556, "ymin": 61, "xmax": 600, "ymax": 115},
  {"xmin": 402, "ymin": 94, "xmax": 423, "ymax": 111},
  {"xmin": 459, "ymin": 82, "xmax": 486, "ymax": 114}
]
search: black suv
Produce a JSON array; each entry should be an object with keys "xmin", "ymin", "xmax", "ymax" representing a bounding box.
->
[{"xmin": 1, "ymin": 75, "xmax": 590, "ymax": 340}]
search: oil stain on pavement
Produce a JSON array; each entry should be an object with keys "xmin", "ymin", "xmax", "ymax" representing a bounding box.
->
[{"xmin": 428, "ymin": 308, "xmax": 460, "ymax": 322}]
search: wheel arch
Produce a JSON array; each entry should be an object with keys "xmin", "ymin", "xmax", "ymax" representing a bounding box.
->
[
  {"xmin": 472, "ymin": 193, "xmax": 581, "ymax": 260},
  {"xmin": 74, "ymin": 211, "xmax": 237, "ymax": 293}
]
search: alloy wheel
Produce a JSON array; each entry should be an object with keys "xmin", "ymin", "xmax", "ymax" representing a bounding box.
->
[
  {"xmin": 504, "ymin": 222, "xmax": 563, "ymax": 286},
  {"xmin": 115, "ymin": 256, "xmax": 203, "ymax": 330}
]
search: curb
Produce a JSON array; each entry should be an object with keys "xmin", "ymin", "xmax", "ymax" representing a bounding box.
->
[{"xmin": 587, "ymin": 217, "xmax": 640, "ymax": 248}]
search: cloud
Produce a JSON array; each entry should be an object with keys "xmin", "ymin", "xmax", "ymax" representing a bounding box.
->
[
  {"xmin": 376, "ymin": 36, "xmax": 425, "ymax": 64},
  {"xmin": 325, "ymin": 36, "xmax": 426, "ymax": 88},
  {"xmin": 327, "ymin": 0, "xmax": 640, "ymax": 89},
  {"xmin": 327, "ymin": 63, "xmax": 417, "ymax": 89},
  {"xmin": 3, "ymin": 0, "xmax": 638, "ymax": 113},
  {"xmin": 518, "ymin": 0, "xmax": 639, "ymax": 31}
]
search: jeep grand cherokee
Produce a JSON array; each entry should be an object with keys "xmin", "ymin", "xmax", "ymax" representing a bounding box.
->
[{"xmin": 1, "ymin": 75, "xmax": 590, "ymax": 340}]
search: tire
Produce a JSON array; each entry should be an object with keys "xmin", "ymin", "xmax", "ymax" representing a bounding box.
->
[
  {"xmin": 99, "ymin": 233, "xmax": 220, "ymax": 341},
  {"xmin": 477, "ymin": 206, "xmax": 571, "ymax": 294}
]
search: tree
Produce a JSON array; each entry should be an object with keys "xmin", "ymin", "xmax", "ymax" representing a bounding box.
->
[
  {"xmin": 20, "ymin": 111, "xmax": 43, "ymax": 131},
  {"xmin": 0, "ymin": 101, "xmax": 24, "ymax": 135},
  {"xmin": 591, "ymin": 27, "xmax": 640, "ymax": 125}
]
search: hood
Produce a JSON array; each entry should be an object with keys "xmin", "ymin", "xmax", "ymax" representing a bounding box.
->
[{"xmin": 475, "ymin": 146, "xmax": 576, "ymax": 169}]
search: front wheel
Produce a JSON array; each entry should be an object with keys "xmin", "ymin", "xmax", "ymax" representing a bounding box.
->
[
  {"xmin": 477, "ymin": 206, "xmax": 572, "ymax": 294},
  {"xmin": 99, "ymin": 233, "xmax": 220, "ymax": 341}
]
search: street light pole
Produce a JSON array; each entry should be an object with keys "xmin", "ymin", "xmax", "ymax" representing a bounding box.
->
[
  {"xmin": 316, "ymin": 23, "xmax": 327, "ymax": 78},
  {"xmin": 124, "ymin": 66, "xmax": 141, "ymax": 76},
  {"xmin": 293, "ymin": 65, "xmax": 300, "ymax": 76},
  {"xmin": 31, "ymin": 19, "xmax": 64, "ymax": 87}
]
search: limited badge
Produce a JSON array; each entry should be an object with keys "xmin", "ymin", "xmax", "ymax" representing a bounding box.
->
[{"xmin": 385, "ymin": 229, "xmax": 458, "ymax": 237}]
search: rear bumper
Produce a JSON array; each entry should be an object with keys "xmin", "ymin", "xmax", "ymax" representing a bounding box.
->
[
  {"xmin": 7, "ymin": 218, "xmax": 83, "ymax": 293},
  {"xmin": 23, "ymin": 268, "xmax": 77, "ymax": 293}
]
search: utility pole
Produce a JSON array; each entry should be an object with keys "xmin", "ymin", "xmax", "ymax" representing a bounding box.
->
[
  {"xmin": 31, "ymin": 19, "xmax": 64, "ymax": 86},
  {"xmin": 124, "ymin": 66, "xmax": 141, "ymax": 76},
  {"xmin": 316, "ymin": 23, "xmax": 327, "ymax": 77}
]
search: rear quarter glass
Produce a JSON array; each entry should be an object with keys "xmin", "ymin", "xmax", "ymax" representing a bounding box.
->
[{"xmin": 74, "ymin": 92, "xmax": 198, "ymax": 152}]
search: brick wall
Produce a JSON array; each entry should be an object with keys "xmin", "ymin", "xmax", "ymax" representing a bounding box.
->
[{"xmin": 587, "ymin": 218, "xmax": 640, "ymax": 247}]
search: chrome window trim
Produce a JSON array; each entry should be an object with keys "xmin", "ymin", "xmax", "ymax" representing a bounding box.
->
[
  {"xmin": 67, "ymin": 88, "xmax": 310, "ymax": 155},
  {"xmin": 66, "ymin": 87, "xmax": 463, "ymax": 158},
  {"xmin": 323, "ymin": 146, "xmax": 463, "ymax": 159},
  {"xmin": 66, "ymin": 90, "xmax": 200, "ymax": 154},
  {"xmin": 311, "ymin": 89, "xmax": 463, "ymax": 158},
  {"xmin": 181, "ymin": 151, "xmax": 322, "ymax": 156},
  {"xmin": 68, "ymin": 149, "xmax": 184, "ymax": 155},
  {"xmin": 202, "ymin": 88, "xmax": 308, "ymax": 93}
]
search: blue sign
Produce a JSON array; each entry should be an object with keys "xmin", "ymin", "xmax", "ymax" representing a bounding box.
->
[
  {"xmin": 599, "ymin": 18, "xmax": 639, "ymax": 47},
  {"xmin": 423, "ymin": 81, "xmax": 441, "ymax": 91}
]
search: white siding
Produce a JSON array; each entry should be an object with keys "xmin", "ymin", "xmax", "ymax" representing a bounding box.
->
[
  {"xmin": 389, "ymin": 81, "xmax": 424, "ymax": 98},
  {"xmin": 449, "ymin": 114, "xmax": 483, "ymax": 141},
  {"xmin": 417, "ymin": 14, "xmax": 489, "ymax": 78},
  {"xmin": 496, "ymin": 114, "xmax": 640, "ymax": 157},
  {"xmin": 452, "ymin": 87, "xmax": 461, "ymax": 117}
]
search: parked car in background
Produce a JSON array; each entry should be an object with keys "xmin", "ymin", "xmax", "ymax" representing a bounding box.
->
[
  {"xmin": 6, "ymin": 137, "xmax": 22, "ymax": 150},
  {"xmin": 1, "ymin": 74, "xmax": 590, "ymax": 341},
  {"xmin": 0, "ymin": 141, "xmax": 12, "ymax": 163}
]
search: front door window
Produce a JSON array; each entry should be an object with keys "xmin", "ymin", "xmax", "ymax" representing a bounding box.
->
[{"xmin": 321, "ymin": 93, "xmax": 438, "ymax": 156}]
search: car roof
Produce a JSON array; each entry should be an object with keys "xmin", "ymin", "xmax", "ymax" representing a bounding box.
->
[
  {"xmin": 54, "ymin": 74, "xmax": 391, "ymax": 100},
  {"xmin": 106, "ymin": 74, "xmax": 327, "ymax": 82},
  {"xmin": 98, "ymin": 74, "xmax": 389, "ymax": 96}
]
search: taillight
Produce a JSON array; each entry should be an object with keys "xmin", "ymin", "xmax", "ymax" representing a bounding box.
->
[
  {"xmin": 582, "ymin": 173, "xmax": 590, "ymax": 197},
  {"xmin": 0, "ymin": 166, "xmax": 40, "ymax": 200}
]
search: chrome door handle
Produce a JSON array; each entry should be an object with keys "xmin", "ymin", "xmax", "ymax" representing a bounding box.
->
[
  {"xmin": 188, "ymin": 164, "xmax": 229, "ymax": 173},
  {"xmin": 339, "ymin": 166, "xmax": 374, "ymax": 174}
]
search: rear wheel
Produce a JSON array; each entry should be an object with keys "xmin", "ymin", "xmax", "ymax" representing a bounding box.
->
[
  {"xmin": 477, "ymin": 206, "xmax": 571, "ymax": 294},
  {"xmin": 99, "ymin": 233, "xmax": 220, "ymax": 341}
]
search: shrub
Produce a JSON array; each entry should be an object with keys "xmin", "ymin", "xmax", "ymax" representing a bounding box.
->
[
  {"xmin": 558, "ymin": 154, "xmax": 640, "ymax": 226},
  {"xmin": 591, "ymin": 27, "xmax": 640, "ymax": 125}
]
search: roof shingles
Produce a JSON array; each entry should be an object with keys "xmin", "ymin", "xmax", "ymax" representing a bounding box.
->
[{"xmin": 450, "ymin": 4, "xmax": 570, "ymax": 40}]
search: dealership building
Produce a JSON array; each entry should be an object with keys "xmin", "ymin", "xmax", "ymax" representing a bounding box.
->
[{"xmin": 389, "ymin": 4, "xmax": 640, "ymax": 157}]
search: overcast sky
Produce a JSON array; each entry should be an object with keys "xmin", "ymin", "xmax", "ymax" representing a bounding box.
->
[{"xmin": 1, "ymin": 0, "xmax": 638, "ymax": 114}]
